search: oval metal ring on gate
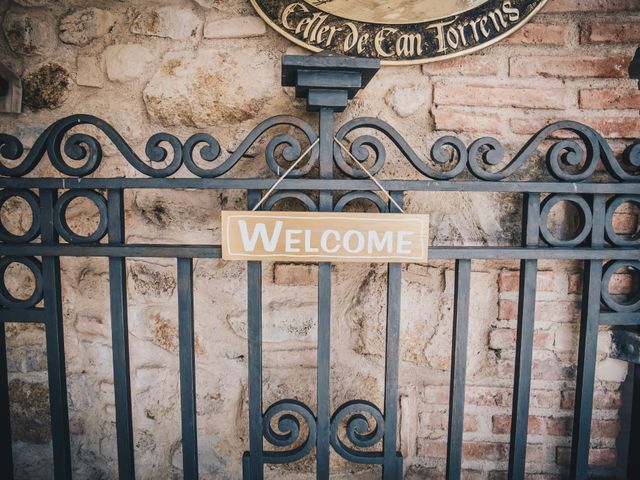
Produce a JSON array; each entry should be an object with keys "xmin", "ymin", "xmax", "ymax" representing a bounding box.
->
[
  {"xmin": 0, "ymin": 256, "xmax": 43, "ymax": 309},
  {"xmin": 605, "ymin": 195, "xmax": 640, "ymax": 247},
  {"xmin": 539, "ymin": 194, "xmax": 592, "ymax": 247},
  {"xmin": 601, "ymin": 260, "xmax": 640, "ymax": 313},
  {"xmin": 0, "ymin": 189, "xmax": 40, "ymax": 243},
  {"xmin": 53, "ymin": 190, "xmax": 108, "ymax": 243}
]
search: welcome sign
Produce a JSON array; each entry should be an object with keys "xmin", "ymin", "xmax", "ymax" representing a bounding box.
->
[{"xmin": 221, "ymin": 211, "xmax": 429, "ymax": 263}]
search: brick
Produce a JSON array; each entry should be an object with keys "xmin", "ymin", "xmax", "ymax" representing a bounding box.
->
[
  {"xmin": 423, "ymin": 55, "xmax": 500, "ymax": 76},
  {"xmin": 607, "ymin": 272, "xmax": 635, "ymax": 295},
  {"xmin": 596, "ymin": 357, "xmax": 628, "ymax": 382},
  {"xmin": 561, "ymin": 388, "xmax": 623, "ymax": 410},
  {"xmin": 499, "ymin": 300, "xmax": 580, "ymax": 322},
  {"xmin": 612, "ymin": 211, "xmax": 639, "ymax": 235},
  {"xmin": 407, "ymin": 466, "xmax": 483, "ymax": 480},
  {"xmin": 579, "ymin": 88, "xmax": 640, "ymax": 109},
  {"xmin": 465, "ymin": 387, "xmax": 558, "ymax": 409},
  {"xmin": 419, "ymin": 412, "xmax": 479, "ymax": 432},
  {"xmin": 592, "ymin": 419, "xmax": 621, "ymax": 438},
  {"xmin": 272, "ymin": 263, "xmax": 317, "ymax": 286},
  {"xmin": 502, "ymin": 23, "xmax": 567, "ymax": 46},
  {"xmin": 510, "ymin": 116, "xmax": 640, "ymax": 139},
  {"xmin": 434, "ymin": 84, "xmax": 569, "ymax": 109},
  {"xmin": 556, "ymin": 446, "xmax": 616, "ymax": 467},
  {"xmin": 432, "ymin": 107, "xmax": 503, "ymax": 134},
  {"xmin": 530, "ymin": 390, "xmax": 561, "ymax": 409},
  {"xmin": 423, "ymin": 385, "xmax": 450, "ymax": 405},
  {"xmin": 532, "ymin": 357, "xmax": 576, "ymax": 381},
  {"xmin": 568, "ymin": 273, "xmax": 582, "ymax": 294},
  {"xmin": 417, "ymin": 439, "xmax": 447, "ymax": 457},
  {"xmin": 490, "ymin": 472, "xmax": 561, "ymax": 480},
  {"xmin": 466, "ymin": 387, "xmax": 513, "ymax": 407},
  {"xmin": 489, "ymin": 328, "xmax": 553, "ymax": 350},
  {"xmin": 553, "ymin": 324, "xmax": 579, "ymax": 352},
  {"xmin": 510, "ymin": 55, "xmax": 630, "ymax": 79},
  {"xmin": 543, "ymin": 0, "xmax": 640, "ymax": 13},
  {"xmin": 492, "ymin": 414, "xmax": 571, "ymax": 436},
  {"xmin": 463, "ymin": 442, "xmax": 544, "ymax": 462},
  {"xmin": 498, "ymin": 270, "xmax": 555, "ymax": 292},
  {"xmin": 580, "ymin": 22, "xmax": 640, "ymax": 43},
  {"xmin": 536, "ymin": 300, "xmax": 582, "ymax": 322},
  {"xmin": 417, "ymin": 440, "xmax": 541, "ymax": 462}
]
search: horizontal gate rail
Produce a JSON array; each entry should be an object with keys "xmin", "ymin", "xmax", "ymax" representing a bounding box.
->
[
  {"xmin": 0, "ymin": 177, "xmax": 636, "ymax": 194},
  {"xmin": 0, "ymin": 244, "xmax": 637, "ymax": 261},
  {"xmin": 0, "ymin": 53, "xmax": 638, "ymax": 480}
]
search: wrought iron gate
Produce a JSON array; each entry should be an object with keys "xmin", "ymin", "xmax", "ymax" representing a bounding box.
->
[{"xmin": 0, "ymin": 54, "xmax": 638, "ymax": 480}]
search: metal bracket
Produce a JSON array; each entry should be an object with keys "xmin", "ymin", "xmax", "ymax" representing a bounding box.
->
[
  {"xmin": 630, "ymin": 47, "xmax": 640, "ymax": 89},
  {"xmin": 0, "ymin": 64, "xmax": 21, "ymax": 114},
  {"xmin": 611, "ymin": 329, "xmax": 640, "ymax": 364},
  {"xmin": 282, "ymin": 53, "xmax": 380, "ymax": 112}
]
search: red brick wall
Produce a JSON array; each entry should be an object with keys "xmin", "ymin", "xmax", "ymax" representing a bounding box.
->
[{"xmin": 411, "ymin": 1, "xmax": 639, "ymax": 477}]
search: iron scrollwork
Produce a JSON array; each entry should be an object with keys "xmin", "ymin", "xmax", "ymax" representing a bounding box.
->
[
  {"xmin": 1, "ymin": 114, "xmax": 637, "ymax": 182},
  {"xmin": 261, "ymin": 400, "xmax": 317, "ymax": 464},
  {"xmin": 329, "ymin": 400, "xmax": 385, "ymax": 464},
  {"xmin": 333, "ymin": 117, "xmax": 639, "ymax": 182},
  {"xmin": 0, "ymin": 114, "xmax": 319, "ymax": 179}
]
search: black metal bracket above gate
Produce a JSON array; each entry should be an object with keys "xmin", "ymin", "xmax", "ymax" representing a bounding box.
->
[{"xmin": 0, "ymin": 52, "xmax": 638, "ymax": 480}]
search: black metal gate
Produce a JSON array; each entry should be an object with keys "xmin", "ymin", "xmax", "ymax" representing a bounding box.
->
[{"xmin": 0, "ymin": 54, "xmax": 638, "ymax": 480}]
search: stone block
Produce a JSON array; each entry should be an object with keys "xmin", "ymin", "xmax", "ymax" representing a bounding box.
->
[
  {"xmin": 204, "ymin": 15, "xmax": 266, "ymax": 39},
  {"xmin": 143, "ymin": 47, "xmax": 280, "ymax": 127},
  {"xmin": 105, "ymin": 44, "xmax": 154, "ymax": 82},
  {"xmin": 76, "ymin": 56, "xmax": 103, "ymax": 88},
  {"xmin": 22, "ymin": 63, "xmax": 71, "ymax": 110},
  {"xmin": 131, "ymin": 7, "xmax": 201, "ymax": 40},
  {"xmin": 59, "ymin": 7, "xmax": 116, "ymax": 46},
  {"xmin": 384, "ymin": 85, "xmax": 429, "ymax": 118},
  {"xmin": 2, "ymin": 10, "xmax": 56, "ymax": 56}
]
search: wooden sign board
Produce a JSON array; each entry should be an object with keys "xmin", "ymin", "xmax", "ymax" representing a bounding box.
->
[{"xmin": 221, "ymin": 211, "xmax": 429, "ymax": 263}]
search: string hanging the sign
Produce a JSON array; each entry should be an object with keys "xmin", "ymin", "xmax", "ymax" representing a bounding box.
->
[
  {"xmin": 251, "ymin": 136, "xmax": 404, "ymax": 213},
  {"xmin": 333, "ymin": 137, "xmax": 405, "ymax": 213},
  {"xmin": 252, "ymin": 139, "xmax": 319, "ymax": 211}
]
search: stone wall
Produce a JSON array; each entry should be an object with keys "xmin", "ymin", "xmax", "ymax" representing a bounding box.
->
[{"xmin": 0, "ymin": 0, "xmax": 639, "ymax": 478}]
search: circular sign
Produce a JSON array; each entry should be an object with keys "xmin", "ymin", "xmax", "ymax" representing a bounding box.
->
[{"xmin": 250, "ymin": 0, "xmax": 548, "ymax": 64}]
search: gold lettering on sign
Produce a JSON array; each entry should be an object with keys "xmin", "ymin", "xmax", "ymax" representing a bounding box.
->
[
  {"xmin": 427, "ymin": 1, "xmax": 522, "ymax": 53},
  {"xmin": 503, "ymin": 1, "xmax": 521, "ymax": 21},
  {"xmin": 281, "ymin": 2, "xmax": 308, "ymax": 30},
  {"xmin": 374, "ymin": 27, "xmax": 397, "ymax": 57},
  {"xmin": 343, "ymin": 22, "xmax": 358, "ymax": 52},
  {"xmin": 271, "ymin": 0, "xmax": 528, "ymax": 60},
  {"xmin": 426, "ymin": 18, "xmax": 457, "ymax": 53},
  {"xmin": 396, "ymin": 33, "xmax": 423, "ymax": 57}
]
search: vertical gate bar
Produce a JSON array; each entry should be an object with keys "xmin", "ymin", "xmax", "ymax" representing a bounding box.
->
[
  {"xmin": 382, "ymin": 191, "xmax": 403, "ymax": 479},
  {"xmin": 570, "ymin": 194, "xmax": 605, "ymax": 480},
  {"xmin": 317, "ymin": 262, "xmax": 330, "ymax": 480},
  {"xmin": 445, "ymin": 259, "xmax": 472, "ymax": 480},
  {"xmin": 627, "ymin": 364, "xmax": 640, "ymax": 479},
  {"xmin": 246, "ymin": 189, "xmax": 264, "ymax": 480},
  {"xmin": 508, "ymin": 193, "xmax": 541, "ymax": 480},
  {"xmin": 0, "ymin": 324, "xmax": 13, "ymax": 480},
  {"xmin": 177, "ymin": 258, "xmax": 198, "ymax": 479},
  {"xmin": 317, "ymin": 105, "xmax": 334, "ymax": 480},
  {"xmin": 507, "ymin": 259, "xmax": 537, "ymax": 480},
  {"xmin": 107, "ymin": 189, "xmax": 135, "ymax": 480},
  {"xmin": 41, "ymin": 189, "xmax": 72, "ymax": 479}
]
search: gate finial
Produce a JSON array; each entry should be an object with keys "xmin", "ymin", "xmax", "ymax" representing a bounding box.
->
[{"xmin": 281, "ymin": 53, "xmax": 380, "ymax": 112}]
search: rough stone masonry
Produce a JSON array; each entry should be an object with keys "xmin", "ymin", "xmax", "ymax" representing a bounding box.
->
[{"xmin": 0, "ymin": 0, "xmax": 639, "ymax": 479}]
